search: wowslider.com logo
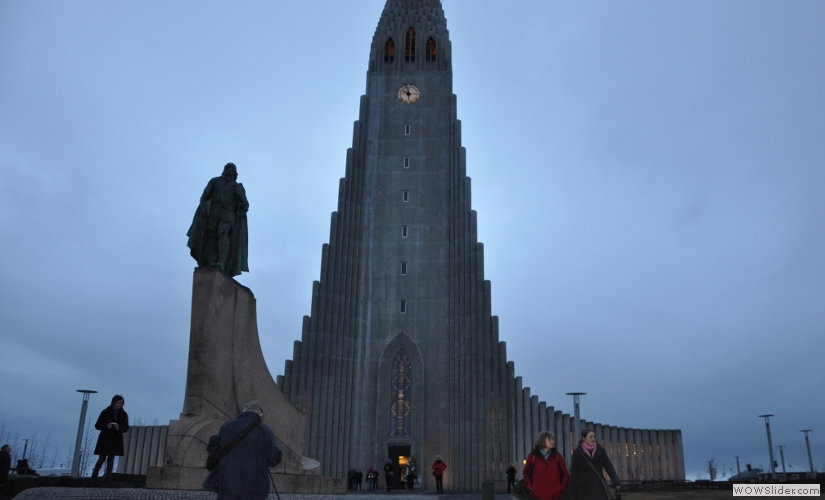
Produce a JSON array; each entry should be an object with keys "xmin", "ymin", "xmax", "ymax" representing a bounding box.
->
[{"xmin": 732, "ymin": 484, "xmax": 820, "ymax": 497}]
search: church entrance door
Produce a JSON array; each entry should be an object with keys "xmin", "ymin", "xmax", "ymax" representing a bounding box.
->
[{"xmin": 387, "ymin": 444, "xmax": 411, "ymax": 490}]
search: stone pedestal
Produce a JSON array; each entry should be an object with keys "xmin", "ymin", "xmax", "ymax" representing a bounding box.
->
[{"xmin": 146, "ymin": 268, "xmax": 341, "ymax": 493}]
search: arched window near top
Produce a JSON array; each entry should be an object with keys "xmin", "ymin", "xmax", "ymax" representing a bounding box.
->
[
  {"xmin": 404, "ymin": 27, "xmax": 416, "ymax": 62},
  {"xmin": 425, "ymin": 37, "xmax": 436, "ymax": 62},
  {"xmin": 384, "ymin": 38, "xmax": 395, "ymax": 63}
]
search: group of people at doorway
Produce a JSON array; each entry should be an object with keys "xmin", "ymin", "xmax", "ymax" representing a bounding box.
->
[
  {"xmin": 377, "ymin": 455, "xmax": 447, "ymax": 492},
  {"xmin": 516, "ymin": 428, "xmax": 621, "ymax": 500}
]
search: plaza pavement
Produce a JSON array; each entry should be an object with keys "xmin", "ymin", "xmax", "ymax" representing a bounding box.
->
[{"xmin": 13, "ymin": 490, "xmax": 513, "ymax": 500}]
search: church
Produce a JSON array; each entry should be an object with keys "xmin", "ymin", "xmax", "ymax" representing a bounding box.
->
[{"xmin": 278, "ymin": 0, "xmax": 684, "ymax": 491}]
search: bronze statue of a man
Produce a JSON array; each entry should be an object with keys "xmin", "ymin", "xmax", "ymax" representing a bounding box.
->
[{"xmin": 187, "ymin": 163, "xmax": 249, "ymax": 277}]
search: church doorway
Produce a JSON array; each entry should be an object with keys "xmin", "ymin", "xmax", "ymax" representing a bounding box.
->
[{"xmin": 387, "ymin": 444, "xmax": 411, "ymax": 490}]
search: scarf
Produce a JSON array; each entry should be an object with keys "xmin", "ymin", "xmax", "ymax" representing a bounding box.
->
[{"xmin": 582, "ymin": 441, "xmax": 597, "ymax": 458}]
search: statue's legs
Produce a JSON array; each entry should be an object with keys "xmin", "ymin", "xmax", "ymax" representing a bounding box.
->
[{"xmin": 216, "ymin": 215, "xmax": 235, "ymax": 270}]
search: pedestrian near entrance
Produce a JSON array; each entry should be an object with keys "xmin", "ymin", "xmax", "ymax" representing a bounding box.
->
[
  {"xmin": 383, "ymin": 459, "xmax": 395, "ymax": 491},
  {"xmin": 366, "ymin": 466, "xmax": 378, "ymax": 490},
  {"xmin": 523, "ymin": 431, "xmax": 569, "ymax": 500},
  {"xmin": 431, "ymin": 455, "xmax": 447, "ymax": 493},
  {"xmin": 569, "ymin": 428, "xmax": 621, "ymax": 500}
]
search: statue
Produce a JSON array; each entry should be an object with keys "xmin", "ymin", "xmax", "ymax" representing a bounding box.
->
[{"xmin": 187, "ymin": 163, "xmax": 249, "ymax": 277}]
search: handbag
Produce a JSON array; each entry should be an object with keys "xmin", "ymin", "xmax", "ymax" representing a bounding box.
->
[{"xmin": 581, "ymin": 452, "xmax": 617, "ymax": 500}]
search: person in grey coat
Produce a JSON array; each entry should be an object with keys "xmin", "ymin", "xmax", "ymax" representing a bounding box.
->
[{"xmin": 215, "ymin": 401, "xmax": 282, "ymax": 500}]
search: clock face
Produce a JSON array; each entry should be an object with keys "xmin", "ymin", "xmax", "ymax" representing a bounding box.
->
[{"xmin": 397, "ymin": 83, "xmax": 420, "ymax": 104}]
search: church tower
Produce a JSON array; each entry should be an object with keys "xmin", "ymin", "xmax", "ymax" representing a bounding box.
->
[
  {"xmin": 280, "ymin": 0, "xmax": 508, "ymax": 489},
  {"xmin": 280, "ymin": 0, "xmax": 684, "ymax": 490}
]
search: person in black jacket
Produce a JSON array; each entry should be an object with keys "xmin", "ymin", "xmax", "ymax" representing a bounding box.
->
[
  {"xmin": 1, "ymin": 444, "xmax": 11, "ymax": 500},
  {"xmin": 214, "ymin": 401, "xmax": 281, "ymax": 500},
  {"xmin": 506, "ymin": 463, "xmax": 517, "ymax": 492},
  {"xmin": 569, "ymin": 428, "xmax": 621, "ymax": 500},
  {"xmin": 91, "ymin": 394, "xmax": 129, "ymax": 479}
]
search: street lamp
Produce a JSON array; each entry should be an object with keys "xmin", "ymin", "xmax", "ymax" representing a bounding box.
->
[
  {"xmin": 566, "ymin": 392, "xmax": 586, "ymax": 448},
  {"xmin": 801, "ymin": 430, "xmax": 815, "ymax": 476},
  {"xmin": 778, "ymin": 445, "xmax": 786, "ymax": 481},
  {"xmin": 758, "ymin": 414, "xmax": 776, "ymax": 480},
  {"xmin": 71, "ymin": 389, "xmax": 97, "ymax": 477}
]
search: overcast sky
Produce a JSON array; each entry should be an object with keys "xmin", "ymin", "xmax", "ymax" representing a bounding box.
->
[{"xmin": 1, "ymin": 0, "xmax": 824, "ymax": 481}]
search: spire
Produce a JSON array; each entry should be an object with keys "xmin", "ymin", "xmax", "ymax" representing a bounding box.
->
[{"xmin": 369, "ymin": 0, "xmax": 451, "ymax": 72}]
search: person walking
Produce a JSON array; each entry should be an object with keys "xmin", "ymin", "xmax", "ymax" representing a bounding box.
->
[
  {"xmin": 506, "ymin": 463, "xmax": 517, "ymax": 492},
  {"xmin": 569, "ymin": 428, "xmax": 621, "ymax": 500},
  {"xmin": 523, "ymin": 431, "xmax": 568, "ymax": 500},
  {"xmin": 366, "ymin": 466, "xmax": 378, "ymax": 490},
  {"xmin": 212, "ymin": 401, "xmax": 282, "ymax": 500},
  {"xmin": 383, "ymin": 459, "xmax": 395, "ymax": 491},
  {"xmin": 431, "ymin": 455, "xmax": 447, "ymax": 493},
  {"xmin": 1, "ymin": 444, "xmax": 11, "ymax": 500},
  {"xmin": 404, "ymin": 458, "xmax": 417, "ymax": 490},
  {"xmin": 91, "ymin": 395, "xmax": 129, "ymax": 479}
]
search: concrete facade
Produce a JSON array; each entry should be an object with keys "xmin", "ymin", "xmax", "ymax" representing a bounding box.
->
[{"xmin": 278, "ymin": 0, "xmax": 684, "ymax": 491}]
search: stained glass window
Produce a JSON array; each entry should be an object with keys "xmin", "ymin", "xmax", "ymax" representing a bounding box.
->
[
  {"xmin": 390, "ymin": 349, "xmax": 412, "ymax": 436},
  {"xmin": 405, "ymin": 28, "xmax": 416, "ymax": 62},
  {"xmin": 426, "ymin": 38, "xmax": 436, "ymax": 62},
  {"xmin": 384, "ymin": 38, "xmax": 395, "ymax": 63}
]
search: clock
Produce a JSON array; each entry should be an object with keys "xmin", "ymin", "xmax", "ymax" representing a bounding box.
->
[{"xmin": 397, "ymin": 83, "xmax": 420, "ymax": 104}]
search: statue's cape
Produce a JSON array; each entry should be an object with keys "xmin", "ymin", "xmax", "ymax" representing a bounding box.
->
[{"xmin": 186, "ymin": 199, "xmax": 211, "ymax": 265}]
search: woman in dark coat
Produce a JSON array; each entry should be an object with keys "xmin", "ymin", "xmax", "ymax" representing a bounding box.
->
[
  {"xmin": 91, "ymin": 394, "xmax": 129, "ymax": 478},
  {"xmin": 569, "ymin": 428, "xmax": 621, "ymax": 500}
]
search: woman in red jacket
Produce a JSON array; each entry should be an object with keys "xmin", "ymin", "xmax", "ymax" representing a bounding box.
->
[{"xmin": 523, "ymin": 431, "xmax": 569, "ymax": 500}]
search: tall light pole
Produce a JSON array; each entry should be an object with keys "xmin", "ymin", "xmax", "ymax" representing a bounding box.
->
[
  {"xmin": 566, "ymin": 392, "xmax": 586, "ymax": 448},
  {"xmin": 758, "ymin": 414, "xmax": 776, "ymax": 480},
  {"xmin": 735, "ymin": 456, "xmax": 741, "ymax": 477},
  {"xmin": 801, "ymin": 430, "xmax": 815, "ymax": 476},
  {"xmin": 71, "ymin": 389, "xmax": 97, "ymax": 477}
]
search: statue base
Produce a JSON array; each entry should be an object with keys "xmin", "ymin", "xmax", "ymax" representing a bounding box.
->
[{"xmin": 145, "ymin": 268, "xmax": 343, "ymax": 493}]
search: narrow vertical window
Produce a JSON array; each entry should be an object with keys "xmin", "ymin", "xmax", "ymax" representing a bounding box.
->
[
  {"xmin": 401, "ymin": 261, "xmax": 407, "ymax": 275},
  {"xmin": 404, "ymin": 124, "xmax": 411, "ymax": 135},
  {"xmin": 404, "ymin": 27, "xmax": 416, "ymax": 62},
  {"xmin": 402, "ymin": 190, "xmax": 409, "ymax": 202},
  {"xmin": 390, "ymin": 349, "xmax": 411, "ymax": 436},
  {"xmin": 399, "ymin": 300, "xmax": 407, "ymax": 313},
  {"xmin": 401, "ymin": 225, "xmax": 408, "ymax": 238},
  {"xmin": 425, "ymin": 37, "xmax": 436, "ymax": 62},
  {"xmin": 384, "ymin": 38, "xmax": 395, "ymax": 63},
  {"xmin": 403, "ymin": 157, "xmax": 410, "ymax": 168}
]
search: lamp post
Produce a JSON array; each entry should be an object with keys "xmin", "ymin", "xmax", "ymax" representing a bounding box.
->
[
  {"xmin": 758, "ymin": 414, "xmax": 776, "ymax": 480},
  {"xmin": 778, "ymin": 445, "xmax": 787, "ymax": 481},
  {"xmin": 735, "ymin": 456, "xmax": 741, "ymax": 477},
  {"xmin": 800, "ymin": 430, "xmax": 814, "ymax": 476},
  {"xmin": 71, "ymin": 389, "xmax": 97, "ymax": 477},
  {"xmin": 566, "ymin": 392, "xmax": 586, "ymax": 448}
]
